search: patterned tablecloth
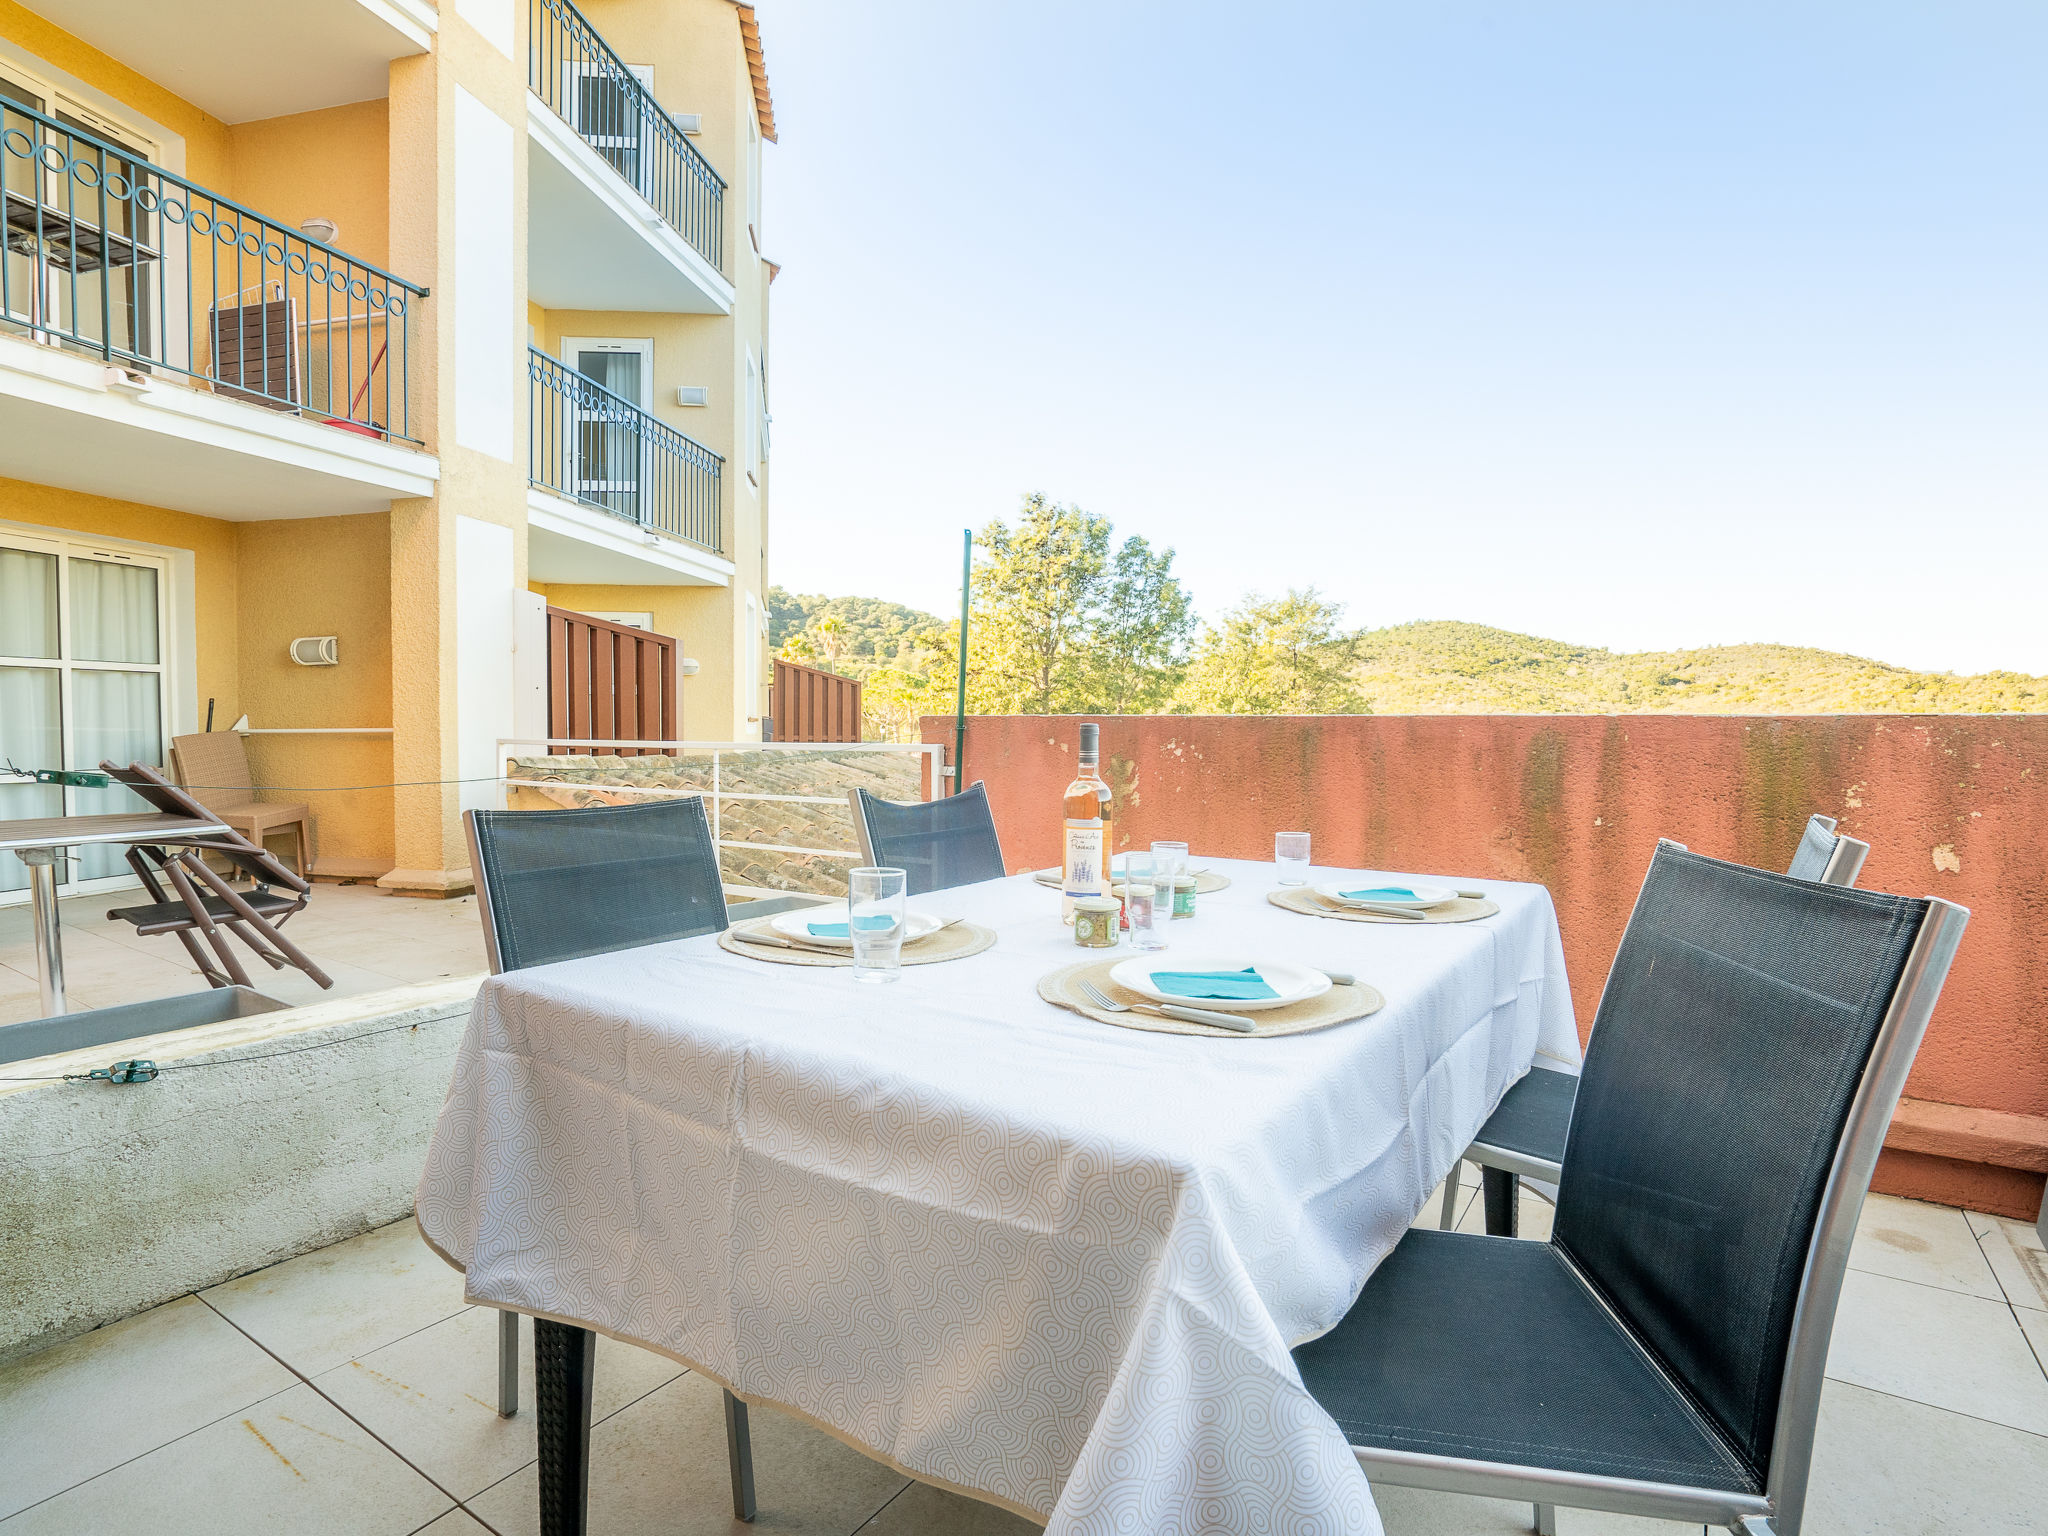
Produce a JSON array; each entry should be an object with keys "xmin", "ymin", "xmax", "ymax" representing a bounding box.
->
[{"xmin": 416, "ymin": 858, "xmax": 1579, "ymax": 1534}]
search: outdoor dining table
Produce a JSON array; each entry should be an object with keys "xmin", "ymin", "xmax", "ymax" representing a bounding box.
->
[
  {"xmin": 416, "ymin": 857, "xmax": 1580, "ymax": 1535},
  {"xmin": 0, "ymin": 811, "xmax": 230, "ymax": 1017}
]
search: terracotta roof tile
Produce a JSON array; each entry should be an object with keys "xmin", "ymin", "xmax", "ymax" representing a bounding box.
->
[{"xmin": 730, "ymin": 2, "xmax": 777, "ymax": 143}]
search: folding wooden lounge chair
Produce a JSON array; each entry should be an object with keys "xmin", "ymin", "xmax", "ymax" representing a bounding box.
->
[
  {"xmin": 98, "ymin": 761, "xmax": 333, "ymax": 994},
  {"xmin": 1443, "ymin": 811, "xmax": 1874, "ymax": 1236},
  {"xmin": 847, "ymin": 780, "xmax": 1006, "ymax": 896},
  {"xmin": 1297, "ymin": 842, "xmax": 1967, "ymax": 1536}
]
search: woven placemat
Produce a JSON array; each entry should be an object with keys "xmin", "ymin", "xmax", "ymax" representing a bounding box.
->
[
  {"xmin": 1032, "ymin": 867, "xmax": 1231, "ymax": 894},
  {"xmin": 717, "ymin": 918, "xmax": 997, "ymax": 968},
  {"xmin": 1267, "ymin": 888, "xmax": 1500, "ymax": 925},
  {"xmin": 1037, "ymin": 958, "xmax": 1385, "ymax": 1038}
]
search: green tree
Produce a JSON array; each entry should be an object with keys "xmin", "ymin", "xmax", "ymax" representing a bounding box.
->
[
  {"xmin": 1176, "ymin": 588, "xmax": 1369, "ymax": 714},
  {"xmin": 967, "ymin": 493, "xmax": 1195, "ymax": 714}
]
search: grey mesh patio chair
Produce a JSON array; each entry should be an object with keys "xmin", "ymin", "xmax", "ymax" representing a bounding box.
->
[
  {"xmin": 1442, "ymin": 812, "xmax": 1873, "ymax": 1237},
  {"xmin": 847, "ymin": 780, "xmax": 1006, "ymax": 895},
  {"xmin": 464, "ymin": 797, "xmax": 761, "ymax": 1521},
  {"xmin": 1297, "ymin": 842, "xmax": 1967, "ymax": 1536}
]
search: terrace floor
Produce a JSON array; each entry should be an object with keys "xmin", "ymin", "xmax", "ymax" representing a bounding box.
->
[
  {"xmin": 3, "ymin": 1184, "xmax": 2043, "ymax": 1535},
  {"xmin": 0, "ymin": 881, "xmax": 490, "ymax": 1026}
]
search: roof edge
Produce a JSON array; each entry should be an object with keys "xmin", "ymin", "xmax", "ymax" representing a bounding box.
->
[{"xmin": 729, "ymin": 2, "xmax": 777, "ymax": 143}]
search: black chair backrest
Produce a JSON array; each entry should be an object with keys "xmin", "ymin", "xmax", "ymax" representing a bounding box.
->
[
  {"xmin": 852, "ymin": 781, "xmax": 1006, "ymax": 897},
  {"xmin": 1784, "ymin": 813, "xmax": 1841, "ymax": 882},
  {"xmin": 467, "ymin": 798, "xmax": 728, "ymax": 974},
  {"xmin": 1552, "ymin": 844, "xmax": 1928, "ymax": 1490},
  {"xmin": 101, "ymin": 760, "xmax": 308, "ymax": 893}
]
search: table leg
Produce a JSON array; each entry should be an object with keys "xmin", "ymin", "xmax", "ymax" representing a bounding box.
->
[
  {"xmin": 534, "ymin": 1319, "xmax": 595, "ymax": 1536},
  {"xmin": 1482, "ymin": 1167, "xmax": 1520, "ymax": 1237},
  {"xmin": 21, "ymin": 849, "xmax": 65, "ymax": 1017}
]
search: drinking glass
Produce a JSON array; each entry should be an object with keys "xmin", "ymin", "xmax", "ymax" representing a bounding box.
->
[
  {"xmin": 1275, "ymin": 831, "xmax": 1311, "ymax": 886},
  {"xmin": 1125, "ymin": 853, "xmax": 1166, "ymax": 951},
  {"xmin": 1150, "ymin": 840, "xmax": 1187, "ymax": 925},
  {"xmin": 848, "ymin": 866, "xmax": 907, "ymax": 982}
]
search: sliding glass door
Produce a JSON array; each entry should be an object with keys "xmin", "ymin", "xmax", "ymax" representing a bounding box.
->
[{"xmin": 0, "ymin": 531, "xmax": 169, "ymax": 896}]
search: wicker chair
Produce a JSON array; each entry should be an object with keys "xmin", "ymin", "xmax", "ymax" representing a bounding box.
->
[{"xmin": 170, "ymin": 731, "xmax": 314, "ymax": 878}]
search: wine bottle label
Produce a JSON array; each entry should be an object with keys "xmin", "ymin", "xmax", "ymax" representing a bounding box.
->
[{"xmin": 1063, "ymin": 823, "xmax": 1105, "ymax": 896}]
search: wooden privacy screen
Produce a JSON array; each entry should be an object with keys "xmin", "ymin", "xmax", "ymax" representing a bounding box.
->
[
  {"xmin": 547, "ymin": 607, "xmax": 677, "ymax": 754},
  {"xmin": 773, "ymin": 658, "xmax": 863, "ymax": 743}
]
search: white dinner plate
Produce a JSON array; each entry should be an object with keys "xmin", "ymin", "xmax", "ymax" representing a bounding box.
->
[
  {"xmin": 1314, "ymin": 880, "xmax": 1458, "ymax": 910},
  {"xmin": 770, "ymin": 907, "xmax": 944, "ymax": 948},
  {"xmin": 1107, "ymin": 953, "xmax": 1330, "ymax": 1014}
]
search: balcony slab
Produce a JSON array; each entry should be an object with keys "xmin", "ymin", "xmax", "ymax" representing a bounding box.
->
[
  {"xmin": 528, "ymin": 94, "xmax": 735, "ymax": 315},
  {"xmin": 527, "ymin": 485, "xmax": 734, "ymax": 585},
  {"xmin": 0, "ymin": 333, "xmax": 438, "ymax": 518}
]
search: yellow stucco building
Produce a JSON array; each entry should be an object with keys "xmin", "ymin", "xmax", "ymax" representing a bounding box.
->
[{"xmin": 0, "ymin": 0, "xmax": 776, "ymax": 899}]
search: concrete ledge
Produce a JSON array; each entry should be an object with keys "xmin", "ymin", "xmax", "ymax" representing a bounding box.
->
[
  {"xmin": 1887, "ymin": 1097, "xmax": 2048, "ymax": 1173},
  {"xmin": 0, "ymin": 978, "xmax": 481, "ymax": 1364}
]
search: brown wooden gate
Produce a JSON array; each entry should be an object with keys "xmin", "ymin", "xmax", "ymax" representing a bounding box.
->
[
  {"xmin": 547, "ymin": 607, "xmax": 677, "ymax": 753},
  {"xmin": 773, "ymin": 657, "xmax": 863, "ymax": 743}
]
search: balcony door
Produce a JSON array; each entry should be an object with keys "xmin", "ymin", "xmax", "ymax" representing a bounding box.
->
[
  {"xmin": 561, "ymin": 62, "xmax": 654, "ymax": 195},
  {"xmin": 0, "ymin": 61, "xmax": 158, "ymax": 365},
  {"xmin": 0, "ymin": 530, "xmax": 171, "ymax": 900},
  {"xmin": 563, "ymin": 336, "xmax": 651, "ymax": 524}
]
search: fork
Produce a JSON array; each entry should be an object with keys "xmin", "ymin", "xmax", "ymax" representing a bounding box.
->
[{"xmin": 1077, "ymin": 978, "xmax": 1257, "ymax": 1034}]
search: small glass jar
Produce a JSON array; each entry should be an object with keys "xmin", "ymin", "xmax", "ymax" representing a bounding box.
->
[
  {"xmin": 1073, "ymin": 895, "xmax": 1121, "ymax": 948},
  {"xmin": 1171, "ymin": 874, "xmax": 1198, "ymax": 919}
]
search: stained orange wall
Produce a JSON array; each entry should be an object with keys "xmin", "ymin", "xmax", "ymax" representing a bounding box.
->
[{"xmin": 934, "ymin": 713, "xmax": 2048, "ymax": 1219}]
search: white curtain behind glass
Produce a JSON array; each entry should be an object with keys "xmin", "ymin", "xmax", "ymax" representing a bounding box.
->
[
  {"xmin": 0, "ymin": 548, "xmax": 59, "ymax": 659},
  {"xmin": 70, "ymin": 558, "xmax": 160, "ymax": 664},
  {"xmin": 71, "ymin": 670, "xmax": 162, "ymax": 880},
  {"xmin": 0, "ymin": 549, "xmax": 62, "ymax": 893}
]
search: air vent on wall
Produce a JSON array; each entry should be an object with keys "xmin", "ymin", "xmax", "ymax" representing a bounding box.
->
[{"xmin": 676, "ymin": 386, "xmax": 709, "ymax": 407}]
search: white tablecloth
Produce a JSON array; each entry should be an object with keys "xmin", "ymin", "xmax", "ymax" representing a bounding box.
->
[{"xmin": 416, "ymin": 859, "xmax": 1578, "ymax": 1534}]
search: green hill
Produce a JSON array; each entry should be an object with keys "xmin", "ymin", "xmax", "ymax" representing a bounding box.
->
[{"xmin": 1353, "ymin": 621, "xmax": 2047, "ymax": 714}]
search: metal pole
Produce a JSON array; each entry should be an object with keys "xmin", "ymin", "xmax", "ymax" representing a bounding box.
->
[
  {"xmin": 953, "ymin": 528, "xmax": 970, "ymax": 795},
  {"xmin": 22, "ymin": 849, "xmax": 66, "ymax": 1016}
]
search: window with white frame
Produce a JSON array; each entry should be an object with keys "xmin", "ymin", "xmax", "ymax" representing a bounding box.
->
[{"xmin": 0, "ymin": 530, "xmax": 172, "ymax": 897}]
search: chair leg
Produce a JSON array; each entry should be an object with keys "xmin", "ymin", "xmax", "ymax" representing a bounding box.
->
[
  {"xmin": 1438, "ymin": 1160, "xmax": 1462, "ymax": 1230},
  {"xmin": 1482, "ymin": 1167, "xmax": 1520, "ymax": 1237},
  {"xmin": 498, "ymin": 1309, "xmax": 519, "ymax": 1417},
  {"xmin": 534, "ymin": 1319, "xmax": 595, "ymax": 1536},
  {"xmin": 1534, "ymin": 1502, "xmax": 1557, "ymax": 1534},
  {"xmin": 724, "ymin": 1388, "xmax": 757, "ymax": 1522}
]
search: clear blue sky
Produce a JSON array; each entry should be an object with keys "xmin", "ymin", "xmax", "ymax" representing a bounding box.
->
[{"xmin": 756, "ymin": 2, "xmax": 2046, "ymax": 676}]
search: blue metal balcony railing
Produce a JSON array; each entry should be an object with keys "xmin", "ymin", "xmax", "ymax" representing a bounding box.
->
[
  {"xmin": 529, "ymin": 0, "xmax": 727, "ymax": 275},
  {"xmin": 1, "ymin": 98, "xmax": 427, "ymax": 441},
  {"xmin": 529, "ymin": 347, "xmax": 723, "ymax": 555}
]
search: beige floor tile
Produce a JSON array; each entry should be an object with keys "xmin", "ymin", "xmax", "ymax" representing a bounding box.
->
[
  {"xmin": 1826, "ymin": 1269, "xmax": 2048, "ymax": 1435},
  {"xmin": 470, "ymin": 1372, "xmax": 910, "ymax": 1536},
  {"xmin": 1963, "ymin": 1208, "xmax": 2003, "ymax": 1239},
  {"xmin": 1370, "ymin": 1484, "xmax": 1702, "ymax": 1534},
  {"xmin": 315, "ymin": 1307, "xmax": 686, "ymax": 1499},
  {"xmin": 0, "ymin": 1382, "xmax": 453, "ymax": 1535},
  {"xmin": 2016, "ymin": 1306, "xmax": 2048, "ymax": 1375},
  {"xmin": 1979, "ymin": 1216, "xmax": 2048, "ymax": 1314},
  {"xmin": 203, "ymin": 1217, "xmax": 472, "ymax": 1378},
  {"xmin": 414, "ymin": 1511, "xmax": 497, "ymax": 1534},
  {"xmin": 1415, "ymin": 1167, "xmax": 1474, "ymax": 1231},
  {"xmin": 1803, "ymin": 1378, "xmax": 2048, "ymax": 1534},
  {"xmin": 854, "ymin": 1480, "xmax": 1041, "ymax": 1533},
  {"xmin": 0, "ymin": 1293, "xmax": 295, "ymax": 1520},
  {"xmin": 1448, "ymin": 1176, "xmax": 1550, "ymax": 1240},
  {"xmin": 1848, "ymin": 1194, "xmax": 2003, "ymax": 1299}
]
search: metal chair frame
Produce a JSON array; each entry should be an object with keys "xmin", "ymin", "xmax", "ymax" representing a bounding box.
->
[
  {"xmin": 1442, "ymin": 816, "xmax": 1872, "ymax": 1236},
  {"xmin": 462, "ymin": 802, "xmax": 758, "ymax": 1523},
  {"xmin": 1338, "ymin": 856, "xmax": 1968, "ymax": 1535}
]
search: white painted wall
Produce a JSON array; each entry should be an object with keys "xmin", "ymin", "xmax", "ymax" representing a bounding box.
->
[
  {"xmin": 454, "ymin": 0, "xmax": 514, "ymax": 58},
  {"xmin": 512, "ymin": 589, "xmax": 548, "ymax": 742},
  {"xmin": 455, "ymin": 516, "xmax": 516, "ymax": 814},
  {"xmin": 453, "ymin": 88, "xmax": 515, "ymax": 463}
]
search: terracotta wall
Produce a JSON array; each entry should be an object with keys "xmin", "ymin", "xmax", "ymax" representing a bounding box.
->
[{"xmin": 927, "ymin": 713, "xmax": 2048, "ymax": 1220}]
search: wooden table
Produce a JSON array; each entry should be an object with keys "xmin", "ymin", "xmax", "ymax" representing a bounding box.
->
[{"xmin": 0, "ymin": 813, "xmax": 230, "ymax": 1017}]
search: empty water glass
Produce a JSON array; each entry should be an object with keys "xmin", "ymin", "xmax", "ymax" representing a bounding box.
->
[
  {"xmin": 848, "ymin": 866, "xmax": 907, "ymax": 982},
  {"xmin": 1150, "ymin": 840, "xmax": 1187, "ymax": 924},
  {"xmin": 1125, "ymin": 853, "xmax": 1166, "ymax": 951},
  {"xmin": 1275, "ymin": 831, "xmax": 1311, "ymax": 886}
]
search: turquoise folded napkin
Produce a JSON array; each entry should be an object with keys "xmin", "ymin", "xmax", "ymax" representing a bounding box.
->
[
  {"xmin": 1148, "ymin": 967, "xmax": 1278, "ymax": 1001},
  {"xmin": 1340, "ymin": 886, "xmax": 1421, "ymax": 902},
  {"xmin": 807, "ymin": 915, "xmax": 898, "ymax": 937}
]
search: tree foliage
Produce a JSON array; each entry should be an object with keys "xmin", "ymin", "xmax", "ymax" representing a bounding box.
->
[
  {"xmin": 967, "ymin": 494, "xmax": 1195, "ymax": 715},
  {"xmin": 1175, "ymin": 589, "xmax": 1369, "ymax": 715}
]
